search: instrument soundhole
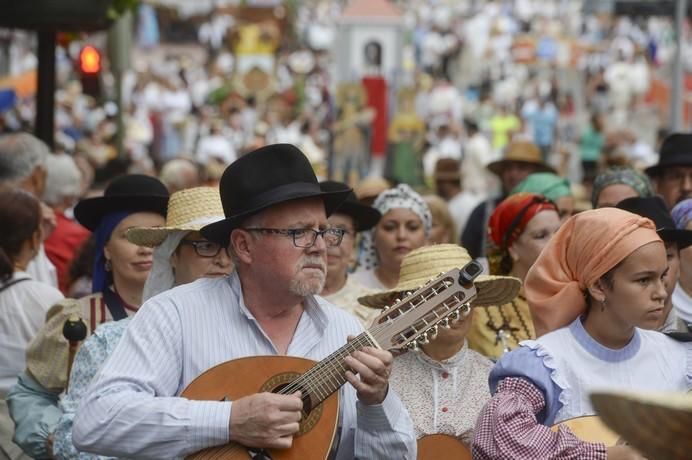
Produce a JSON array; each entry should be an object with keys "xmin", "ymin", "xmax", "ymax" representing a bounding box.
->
[{"xmin": 260, "ymin": 372, "xmax": 324, "ymax": 436}]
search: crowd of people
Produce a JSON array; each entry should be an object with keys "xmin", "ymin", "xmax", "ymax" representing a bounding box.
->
[
  {"xmin": 0, "ymin": 127, "xmax": 691, "ymax": 459},
  {"xmin": 1, "ymin": 0, "xmax": 692, "ymax": 459}
]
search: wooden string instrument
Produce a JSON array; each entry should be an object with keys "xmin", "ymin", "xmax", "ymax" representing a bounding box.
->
[
  {"xmin": 182, "ymin": 261, "xmax": 484, "ymax": 459},
  {"xmin": 416, "ymin": 434, "xmax": 472, "ymax": 460},
  {"xmin": 551, "ymin": 416, "xmax": 621, "ymax": 446}
]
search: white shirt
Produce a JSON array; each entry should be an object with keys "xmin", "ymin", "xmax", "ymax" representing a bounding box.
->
[
  {"xmin": 72, "ymin": 273, "xmax": 416, "ymax": 459},
  {"xmin": 673, "ymin": 282, "xmax": 692, "ymax": 324},
  {"xmin": 196, "ymin": 134, "xmax": 237, "ymax": 165},
  {"xmin": 448, "ymin": 191, "xmax": 483, "ymax": 239},
  {"xmin": 0, "ymin": 272, "xmax": 63, "ymax": 396},
  {"xmin": 25, "ymin": 245, "xmax": 58, "ymax": 289},
  {"xmin": 390, "ymin": 344, "xmax": 492, "ymax": 445},
  {"xmin": 525, "ymin": 318, "xmax": 690, "ymax": 424}
]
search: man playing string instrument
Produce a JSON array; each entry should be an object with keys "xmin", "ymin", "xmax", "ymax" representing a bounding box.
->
[{"xmin": 72, "ymin": 144, "xmax": 416, "ymax": 459}]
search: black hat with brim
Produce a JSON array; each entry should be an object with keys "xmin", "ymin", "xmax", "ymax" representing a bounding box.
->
[
  {"xmin": 201, "ymin": 144, "xmax": 351, "ymax": 245},
  {"xmin": 645, "ymin": 133, "xmax": 692, "ymax": 177},
  {"xmin": 320, "ymin": 180, "xmax": 381, "ymax": 232},
  {"xmin": 74, "ymin": 174, "xmax": 169, "ymax": 231},
  {"xmin": 615, "ymin": 195, "xmax": 692, "ymax": 249}
]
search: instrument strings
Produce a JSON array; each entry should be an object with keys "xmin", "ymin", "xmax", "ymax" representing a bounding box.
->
[{"xmin": 277, "ymin": 276, "xmax": 459, "ymax": 404}]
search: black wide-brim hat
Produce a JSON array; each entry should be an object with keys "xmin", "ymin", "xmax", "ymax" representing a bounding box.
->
[
  {"xmin": 616, "ymin": 195, "xmax": 692, "ymax": 249},
  {"xmin": 645, "ymin": 133, "xmax": 692, "ymax": 177},
  {"xmin": 320, "ymin": 180, "xmax": 381, "ymax": 232},
  {"xmin": 74, "ymin": 174, "xmax": 170, "ymax": 231},
  {"xmin": 201, "ymin": 144, "xmax": 351, "ymax": 244}
]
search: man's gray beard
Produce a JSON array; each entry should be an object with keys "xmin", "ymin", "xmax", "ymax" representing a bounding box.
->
[
  {"xmin": 289, "ymin": 256, "xmax": 326, "ymax": 297},
  {"xmin": 289, "ymin": 274, "xmax": 326, "ymax": 297}
]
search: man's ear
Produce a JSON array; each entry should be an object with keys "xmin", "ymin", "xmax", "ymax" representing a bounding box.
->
[
  {"xmin": 586, "ymin": 278, "xmax": 607, "ymax": 304},
  {"xmin": 31, "ymin": 165, "xmax": 47, "ymax": 197},
  {"xmin": 230, "ymin": 230, "xmax": 253, "ymax": 265}
]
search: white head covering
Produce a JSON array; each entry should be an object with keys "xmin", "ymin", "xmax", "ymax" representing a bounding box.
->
[
  {"xmin": 358, "ymin": 184, "xmax": 432, "ymax": 270},
  {"xmin": 142, "ymin": 231, "xmax": 186, "ymax": 302}
]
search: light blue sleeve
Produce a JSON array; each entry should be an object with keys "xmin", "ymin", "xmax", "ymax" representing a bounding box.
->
[
  {"xmin": 6, "ymin": 371, "xmax": 62, "ymax": 459},
  {"xmin": 489, "ymin": 345, "xmax": 563, "ymax": 426},
  {"xmin": 354, "ymin": 388, "xmax": 417, "ymax": 459},
  {"xmin": 53, "ymin": 322, "xmax": 126, "ymax": 460}
]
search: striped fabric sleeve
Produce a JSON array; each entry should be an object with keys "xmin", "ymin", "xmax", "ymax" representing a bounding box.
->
[{"xmin": 71, "ymin": 297, "xmax": 232, "ymax": 458}]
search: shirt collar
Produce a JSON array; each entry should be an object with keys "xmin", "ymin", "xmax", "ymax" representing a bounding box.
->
[
  {"xmin": 569, "ymin": 316, "xmax": 641, "ymax": 362},
  {"xmin": 415, "ymin": 340, "xmax": 470, "ymax": 370},
  {"xmin": 229, "ymin": 272, "xmax": 328, "ymax": 335}
]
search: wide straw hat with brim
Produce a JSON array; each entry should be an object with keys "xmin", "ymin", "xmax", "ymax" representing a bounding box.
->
[
  {"xmin": 487, "ymin": 140, "xmax": 556, "ymax": 176},
  {"xmin": 201, "ymin": 144, "xmax": 351, "ymax": 245},
  {"xmin": 358, "ymin": 244, "xmax": 521, "ymax": 309},
  {"xmin": 354, "ymin": 176, "xmax": 391, "ymax": 202},
  {"xmin": 320, "ymin": 180, "xmax": 381, "ymax": 232},
  {"xmin": 591, "ymin": 390, "xmax": 692, "ymax": 460},
  {"xmin": 73, "ymin": 174, "xmax": 169, "ymax": 231},
  {"xmin": 126, "ymin": 187, "xmax": 224, "ymax": 247}
]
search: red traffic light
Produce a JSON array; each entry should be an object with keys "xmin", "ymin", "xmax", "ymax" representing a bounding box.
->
[{"xmin": 79, "ymin": 46, "xmax": 101, "ymax": 74}]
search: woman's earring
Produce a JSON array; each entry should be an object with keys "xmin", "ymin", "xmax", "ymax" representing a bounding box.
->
[
  {"xmin": 105, "ymin": 259, "xmax": 112, "ymax": 272},
  {"xmin": 601, "ymin": 297, "xmax": 607, "ymax": 312}
]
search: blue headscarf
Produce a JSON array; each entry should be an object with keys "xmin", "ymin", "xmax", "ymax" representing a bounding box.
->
[{"xmin": 92, "ymin": 211, "xmax": 131, "ymax": 294}]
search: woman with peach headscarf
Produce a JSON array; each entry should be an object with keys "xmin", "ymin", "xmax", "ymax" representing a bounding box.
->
[
  {"xmin": 467, "ymin": 193, "xmax": 561, "ymax": 360},
  {"xmin": 472, "ymin": 208, "xmax": 692, "ymax": 460}
]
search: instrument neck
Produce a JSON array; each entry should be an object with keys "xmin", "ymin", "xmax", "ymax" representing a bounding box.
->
[{"xmin": 285, "ymin": 332, "xmax": 378, "ymax": 406}]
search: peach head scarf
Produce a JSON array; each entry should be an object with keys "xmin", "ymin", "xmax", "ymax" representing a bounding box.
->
[{"xmin": 525, "ymin": 208, "xmax": 662, "ymax": 336}]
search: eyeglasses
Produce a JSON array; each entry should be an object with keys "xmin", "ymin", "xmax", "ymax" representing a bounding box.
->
[
  {"xmin": 242, "ymin": 227, "xmax": 346, "ymax": 248},
  {"xmin": 179, "ymin": 240, "xmax": 229, "ymax": 258}
]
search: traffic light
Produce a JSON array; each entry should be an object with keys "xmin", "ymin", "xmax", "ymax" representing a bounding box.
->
[{"xmin": 79, "ymin": 45, "xmax": 102, "ymax": 99}]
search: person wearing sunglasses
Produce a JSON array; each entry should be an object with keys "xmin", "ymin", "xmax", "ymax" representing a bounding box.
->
[
  {"xmin": 467, "ymin": 193, "xmax": 561, "ymax": 360},
  {"xmin": 49, "ymin": 186, "xmax": 232, "ymax": 459}
]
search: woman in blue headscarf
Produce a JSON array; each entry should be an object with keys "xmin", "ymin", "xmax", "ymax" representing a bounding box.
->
[{"xmin": 7, "ymin": 174, "xmax": 168, "ymax": 458}]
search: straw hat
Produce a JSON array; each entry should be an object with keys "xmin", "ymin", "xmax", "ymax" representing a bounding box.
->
[
  {"xmin": 358, "ymin": 244, "xmax": 521, "ymax": 308},
  {"xmin": 354, "ymin": 176, "xmax": 391, "ymax": 202},
  {"xmin": 126, "ymin": 187, "xmax": 224, "ymax": 247},
  {"xmin": 591, "ymin": 390, "xmax": 692, "ymax": 460},
  {"xmin": 487, "ymin": 140, "xmax": 556, "ymax": 176}
]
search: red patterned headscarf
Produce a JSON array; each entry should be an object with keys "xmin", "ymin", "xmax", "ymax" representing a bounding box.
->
[{"xmin": 489, "ymin": 193, "xmax": 558, "ymax": 250}]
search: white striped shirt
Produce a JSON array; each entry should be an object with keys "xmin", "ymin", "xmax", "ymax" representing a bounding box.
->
[{"xmin": 72, "ymin": 273, "xmax": 416, "ymax": 459}]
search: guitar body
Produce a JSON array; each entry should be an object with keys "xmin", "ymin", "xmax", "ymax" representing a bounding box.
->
[
  {"xmin": 416, "ymin": 434, "xmax": 472, "ymax": 460},
  {"xmin": 551, "ymin": 416, "xmax": 620, "ymax": 446},
  {"xmin": 182, "ymin": 356, "xmax": 340, "ymax": 460}
]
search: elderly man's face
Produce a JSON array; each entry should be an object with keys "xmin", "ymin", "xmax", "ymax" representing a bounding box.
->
[
  {"xmin": 248, "ymin": 198, "xmax": 329, "ymax": 297},
  {"xmin": 657, "ymin": 166, "xmax": 692, "ymax": 208}
]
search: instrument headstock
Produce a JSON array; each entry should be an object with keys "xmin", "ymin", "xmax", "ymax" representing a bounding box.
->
[{"xmin": 367, "ymin": 260, "xmax": 483, "ymax": 352}]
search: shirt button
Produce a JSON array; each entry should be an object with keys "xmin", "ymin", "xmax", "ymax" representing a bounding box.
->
[
  {"xmin": 441, "ymin": 407, "xmax": 449, "ymax": 413},
  {"xmin": 441, "ymin": 372, "xmax": 449, "ymax": 379}
]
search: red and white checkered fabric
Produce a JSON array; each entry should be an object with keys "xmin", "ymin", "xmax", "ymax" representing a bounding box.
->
[{"xmin": 472, "ymin": 377, "xmax": 607, "ymax": 459}]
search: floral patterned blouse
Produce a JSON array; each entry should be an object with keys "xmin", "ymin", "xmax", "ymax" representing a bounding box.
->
[{"xmin": 389, "ymin": 342, "xmax": 493, "ymax": 446}]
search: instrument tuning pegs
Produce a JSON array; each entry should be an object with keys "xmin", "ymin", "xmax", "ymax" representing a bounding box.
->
[
  {"xmin": 418, "ymin": 333, "xmax": 430, "ymax": 345},
  {"xmin": 460, "ymin": 303, "xmax": 472, "ymax": 317},
  {"xmin": 428, "ymin": 325, "xmax": 439, "ymax": 340},
  {"xmin": 408, "ymin": 341, "xmax": 420, "ymax": 351},
  {"xmin": 450, "ymin": 309, "xmax": 461, "ymax": 323},
  {"xmin": 441, "ymin": 318, "xmax": 451, "ymax": 329}
]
